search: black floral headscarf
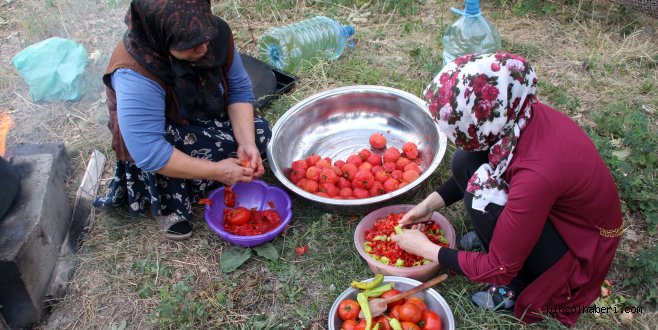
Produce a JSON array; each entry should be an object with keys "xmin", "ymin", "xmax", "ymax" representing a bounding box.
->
[{"xmin": 123, "ymin": 0, "xmax": 231, "ymax": 119}]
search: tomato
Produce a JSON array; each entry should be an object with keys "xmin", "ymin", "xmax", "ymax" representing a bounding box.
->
[
  {"xmin": 346, "ymin": 154, "xmax": 363, "ymax": 167},
  {"xmin": 395, "ymin": 157, "xmax": 412, "ymax": 170},
  {"xmin": 358, "ymin": 148, "xmax": 372, "ymax": 161},
  {"xmin": 353, "ymin": 170, "xmax": 375, "ymax": 189},
  {"xmin": 390, "ymin": 305, "xmax": 402, "ymax": 320},
  {"xmin": 369, "ymin": 133, "xmax": 387, "ymax": 149},
  {"xmin": 306, "ymin": 166, "xmax": 322, "ymax": 181},
  {"xmin": 352, "ymin": 187, "xmax": 370, "ymax": 199},
  {"xmin": 421, "ymin": 310, "xmax": 442, "ymax": 330},
  {"xmin": 198, "ymin": 198, "xmax": 213, "ymax": 206},
  {"xmin": 295, "ymin": 246, "xmax": 308, "ymax": 256},
  {"xmin": 306, "ymin": 154, "xmax": 321, "ymax": 167},
  {"xmin": 355, "ymin": 319, "xmax": 368, "ymax": 330},
  {"xmin": 224, "ymin": 207, "xmax": 251, "ymax": 225},
  {"xmin": 398, "ymin": 302, "xmax": 422, "ymax": 323},
  {"xmin": 367, "ymin": 153, "xmax": 383, "ymax": 166},
  {"xmin": 224, "ymin": 186, "xmax": 236, "ymax": 207},
  {"xmin": 406, "ymin": 297, "xmax": 428, "ymax": 314},
  {"xmin": 340, "ymin": 319, "xmax": 358, "ymax": 330},
  {"xmin": 402, "ymin": 170, "xmax": 420, "ymax": 183},
  {"xmin": 383, "ymin": 178, "xmax": 399, "ymax": 192},
  {"xmin": 402, "ymin": 142, "xmax": 419, "ymax": 160},
  {"xmin": 381, "ymin": 289, "xmax": 404, "ymax": 310},
  {"xmin": 383, "ymin": 147, "xmax": 401, "ymax": 163},
  {"xmin": 400, "ymin": 321, "xmax": 421, "ymax": 330},
  {"xmin": 382, "ymin": 161, "xmax": 397, "ymax": 173},
  {"xmin": 337, "ymin": 299, "xmax": 361, "ymax": 321},
  {"xmin": 319, "ymin": 168, "xmax": 338, "ymax": 184},
  {"xmin": 403, "ymin": 162, "xmax": 421, "ymax": 173},
  {"xmin": 223, "ymin": 209, "xmax": 281, "ymax": 236},
  {"xmin": 375, "ymin": 315, "xmax": 393, "ymax": 330},
  {"xmin": 341, "ymin": 163, "xmax": 358, "ymax": 180}
]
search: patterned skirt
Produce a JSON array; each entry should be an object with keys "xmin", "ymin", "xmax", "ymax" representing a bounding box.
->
[{"xmin": 93, "ymin": 113, "xmax": 271, "ymax": 221}]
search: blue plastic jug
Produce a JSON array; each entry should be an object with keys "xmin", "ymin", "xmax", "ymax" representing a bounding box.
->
[{"xmin": 259, "ymin": 16, "xmax": 355, "ymax": 73}]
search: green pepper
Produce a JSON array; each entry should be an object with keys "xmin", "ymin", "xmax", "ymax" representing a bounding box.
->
[
  {"xmin": 363, "ymin": 244, "xmax": 373, "ymax": 253},
  {"xmin": 372, "ymin": 324, "xmax": 380, "ymax": 330},
  {"xmin": 394, "ymin": 258, "xmax": 404, "ymax": 267},
  {"xmin": 369, "ymin": 253, "xmax": 380, "ymax": 260},
  {"xmin": 351, "ymin": 273, "xmax": 384, "ymax": 290},
  {"xmin": 363, "ymin": 282, "xmax": 395, "ymax": 298},
  {"xmin": 379, "ymin": 256, "xmax": 390, "ymax": 265},
  {"xmin": 422, "ymin": 258, "xmax": 432, "ymax": 265},
  {"xmin": 373, "ymin": 235, "xmax": 388, "ymax": 241},
  {"xmin": 357, "ymin": 292, "xmax": 372, "ymax": 330},
  {"xmin": 388, "ymin": 317, "xmax": 402, "ymax": 330},
  {"xmin": 394, "ymin": 225, "xmax": 404, "ymax": 234}
]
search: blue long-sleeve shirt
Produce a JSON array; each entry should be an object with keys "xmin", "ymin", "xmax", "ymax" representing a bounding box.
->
[{"xmin": 112, "ymin": 47, "xmax": 254, "ymax": 171}]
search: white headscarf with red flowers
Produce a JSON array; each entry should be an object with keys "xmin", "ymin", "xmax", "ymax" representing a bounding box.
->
[{"xmin": 424, "ymin": 52, "xmax": 538, "ymax": 212}]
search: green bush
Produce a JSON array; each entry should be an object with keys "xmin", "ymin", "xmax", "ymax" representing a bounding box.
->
[
  {"xmin": 623, "ymin": 244, "xmax": 658, "ymax": 305},
  {"xmin": 586, "ymin": 103, "xmax": 658, "ymax": 235}
]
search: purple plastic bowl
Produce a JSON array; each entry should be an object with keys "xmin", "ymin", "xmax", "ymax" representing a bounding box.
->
[{"xmin": 204, "ymin": 180, "xmax": 292, "ymax": 247}]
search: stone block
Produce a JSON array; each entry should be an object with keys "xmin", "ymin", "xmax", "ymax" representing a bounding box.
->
[{"xmin": 0, "ymin": 143, "xmax": 71, "ymax": 328}]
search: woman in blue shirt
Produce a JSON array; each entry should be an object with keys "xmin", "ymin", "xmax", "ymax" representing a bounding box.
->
[{"xmin": 95, "ymin": 0, "xmax": 271, "ymax": 240}]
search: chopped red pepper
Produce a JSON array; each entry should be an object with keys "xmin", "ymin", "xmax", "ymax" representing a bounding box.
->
[
  {"xmin": 267, "ymin": 200, "xmax": 275, "ymax": 209},
  {"xmin": 364, "ymin": 212, "xmax": 450, "ymax": 267}
]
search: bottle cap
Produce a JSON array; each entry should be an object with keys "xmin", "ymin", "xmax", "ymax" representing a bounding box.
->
[
  {"xmin": 464, "ymin": 0, "xmax": 481, "ymax": 15},
  {"xmin": 343, "ymin": 25, "xmax": 355, "ymax": 37}
]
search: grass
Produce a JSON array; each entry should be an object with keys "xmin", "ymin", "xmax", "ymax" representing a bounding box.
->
[{"xmin": 1, "ymin": 0, "xmax": 657, "ymax": 329}]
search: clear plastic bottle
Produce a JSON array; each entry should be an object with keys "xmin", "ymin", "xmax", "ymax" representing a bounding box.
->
[
  {"xmin": 442, "ymin": 0, "xmax": 501, "ymax": 66},
  {"xmin": 258, "ymin": 16, "xmax": 355, "ymax": 73}
]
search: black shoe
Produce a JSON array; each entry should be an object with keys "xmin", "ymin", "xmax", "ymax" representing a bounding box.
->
[
  {"xmin": 458, "ymin": 231, "xmax": 483, "ymax": 251},
  {"xmin": 471, "ymin": 285, "xmax": 516, "ymax": 311}
]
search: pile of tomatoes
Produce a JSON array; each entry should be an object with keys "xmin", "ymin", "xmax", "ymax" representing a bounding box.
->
[
  {"xmin": 286, "ymin": 133, "xmax": 423, "ymax": 199},
  {"xmin": 338, "ymin": 292, "xmax": 443, "ymax": 330},
  {"xmin": 364, "ymin": 212, "xmax": 450, "ymax": 267},
  {"xmin": 222, "ymin": 207, "xmax": 281, "ymax": 236}
]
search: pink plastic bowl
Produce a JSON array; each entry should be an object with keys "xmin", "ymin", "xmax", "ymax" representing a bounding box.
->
[
  {"xmin": 204, "ymin": 180, "xmax": 292, "ymax": 247},
  {"xmin": 354, "ymin": 204, "xmax": 457, "ymax": 281}
]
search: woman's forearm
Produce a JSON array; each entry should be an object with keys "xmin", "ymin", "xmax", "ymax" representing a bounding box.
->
[
  {"xmin": 422, "ymin": 191, "xmax": 446, "ymax": 212},
  {"xmin": 157, "ymin": 148, "xmax": 219, "ymax": 180},
  {"xmin": 227, "ymin": 102, "xmax": 255, "ymax": 147}
]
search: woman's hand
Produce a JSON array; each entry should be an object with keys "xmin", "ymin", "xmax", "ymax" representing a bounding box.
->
[
  {"xmin": 399, "ymin": 203, "xmax": 433, "ymax": 226},
  {"xmin": 391, "ymin": 229, "xmax": 440, "ymax": 262},
  {"xmin": 215, "ymin": 158, "xmax": 254, "ymax": 185},
  {"xmin": 237, "ymin": 143, "xmax": 265, "ymax": 178},
  {"xmin": 399, "ymin": 192, "xmax": 446, "ymax": 226}
]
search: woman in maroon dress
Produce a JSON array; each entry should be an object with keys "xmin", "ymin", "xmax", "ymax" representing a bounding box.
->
[{"xmin": 392, "ymin": 52, "xmax": 622, "ymax": 326}]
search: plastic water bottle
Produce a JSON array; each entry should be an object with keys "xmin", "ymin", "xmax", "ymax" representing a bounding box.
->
[
  {"xmin": 442, "ymin": 0, "xmax": 501, "ymax": 66},
  {"xmin": 258, "ymin": 16, "xmax": 355, "ymax": 73}
]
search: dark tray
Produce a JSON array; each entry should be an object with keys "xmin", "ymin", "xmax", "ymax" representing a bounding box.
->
[
  {"xmin": 240, "ymin": 53, "xmax": 297, "ymax": 110},
  {"xmin": 253, "ymin": 67, "xmax": 297, "ymax": 110}
]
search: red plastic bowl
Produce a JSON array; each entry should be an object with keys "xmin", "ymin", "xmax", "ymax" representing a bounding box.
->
[
  {"xmin": 204, "ymin": 180, "xmax": 292, "ymax": 247},
  {"xmin": 354, "ymin": 204, "xmax": 457, "ymax": 281}
]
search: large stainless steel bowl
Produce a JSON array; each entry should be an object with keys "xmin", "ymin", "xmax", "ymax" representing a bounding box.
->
[{"xmin": 266, "ymin": 85, "xmax": 447, "ymax": 212}]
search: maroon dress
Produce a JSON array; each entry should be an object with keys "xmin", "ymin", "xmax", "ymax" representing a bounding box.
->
[{"xmin": 452, "ymin": 103, "xmax": 622, "ymax": 325}]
